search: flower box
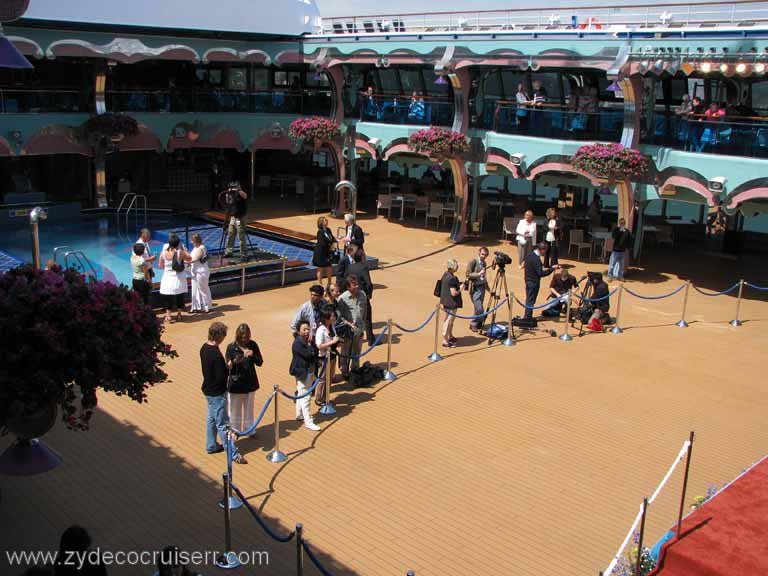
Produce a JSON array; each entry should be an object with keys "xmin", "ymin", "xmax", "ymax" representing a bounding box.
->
[
  {"xmin": 407, "ymin": 127, "xmax": 469, "ymax": 159},
  {"xmin": 288, "ymin": 117, "xmax": 341, "ymax": 146},
  {"xmin": 571, "ymin": 143, "xmax": 648, "ymax": 181}
]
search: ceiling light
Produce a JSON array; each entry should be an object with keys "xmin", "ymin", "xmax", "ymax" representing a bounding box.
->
[
  {"xmin": 700, "ymin": 62, "xmax": 712, "ymax": 73},
  {"xmin": 720, "ymin": 63, "xmax": 729, "ymax": 73},
  {"xmin": 736, "ymin": 62, "xmax": 747, "ymax": 74},
  {"xmin": 755, "ymin": 62, "xmax": 766, "ymax": 73}
]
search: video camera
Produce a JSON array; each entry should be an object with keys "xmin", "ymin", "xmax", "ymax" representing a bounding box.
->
[
  {"xmin": 493, "ymin": 251, "xmax": 513, "ymax": 269},
  {"xmin": 219, "ymin": 181, "xmax": 240, "ymax": 209}
]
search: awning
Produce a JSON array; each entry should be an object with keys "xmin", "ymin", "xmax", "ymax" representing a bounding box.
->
[{"xmin": 0, "ymin": 35, "xmax": 32, "ymax": 69}]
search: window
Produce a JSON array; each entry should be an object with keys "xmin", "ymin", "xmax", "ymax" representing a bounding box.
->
[
  {"xmin": 274, "ymin": 71, "xmax": 301, "ymax": 87},
  {"xmin": 252, "ymin": 68, "xmax": 269, "ymax": 91},
  {"xmin": 399, "ymin": 69, "xmax": 422, "ymax": 94},
  {"xmin": 305, "ymin": 71, "xmax": 330, "ymax": 88},
  {"xmin": 377, "ymin": 69, "xmax": 400, "ymax": 94}
]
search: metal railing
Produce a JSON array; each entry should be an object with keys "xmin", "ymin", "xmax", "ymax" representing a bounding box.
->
[
  {"xmin": 358, "ymin": 93, "xmax": 454, "ymax": 126},
  {"xmin": 0, "ymin": 88, "xmax": 84, "ymax": 114},
  {"xmin": 59, "ymin": 249, "xmax": 98, "ymax": 280},
  {"xmin": 491, "ymin": 102, "xmax": 624, "ymax": 142},
  {"xmin": 117, "ymin": 193, "xmax": 147, "ymax": 227},
  {"xmin": 315, "ymin": 1, "xmax": 768, "ymax": 35}
]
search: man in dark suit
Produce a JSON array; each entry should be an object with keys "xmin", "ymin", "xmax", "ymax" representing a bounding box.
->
[
  {"xmin": 343, "ymin": 214, "xmax": 365, "ymax": 255},
  {"xmin": 335, "ymin": 243, "xmax": 358, "ymax": 292},
  {"xmin": 523, "ymin": 242, "xmax": 558, "ymax": 320},
  {"xmin": 346, "ymin": 250, "xmax": 375, "ymax": 344}
]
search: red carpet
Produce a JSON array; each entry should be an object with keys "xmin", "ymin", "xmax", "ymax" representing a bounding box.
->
[{"xmin": 650, "ymin": 456, "xmax": 768, "ymax": 576}]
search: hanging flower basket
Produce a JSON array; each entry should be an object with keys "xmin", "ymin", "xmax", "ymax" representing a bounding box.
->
[
  {"xmin": 570, "ymin": 143, "xmax": 649, "ymax": 181},
  {"xmin": 288, "ymin": 117, "xmax": 341, "ymax": 148},
  {"xmin": 407, "ymin": 127, "xmax": 469, "ymax": 159}
]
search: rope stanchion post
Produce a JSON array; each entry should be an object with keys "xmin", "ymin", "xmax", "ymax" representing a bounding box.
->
[
  {"xmin": 214, "ymin": 473, "xmax": 242, "ymax": 570},
  {"xmin": 296, "ymin": 523, "xmax": 304, "ymax": 576},
  {"xmin": 503, "ymin": 292, "xmax": 516, "ymax": 347},
  {"xmin": 266, "ymin": 384, "xmax": 287, "ymax": 463},
  {"xmin": 634, "ymin": 497, "xmax": 649, "ymax": 576},
  {"xmin": 675, "ymin": 431, "xmax": 695, "ymax": 541},
  {"xmin": 560, "ymin": 289, "xmax": 573, "ymax": 342},
  {"xmin": 676, "ymin": 281, "xmax": 690, "ymax": 328},
  {"xmin": 428, "ymin": 303, "xmax": 443, "ymax": 362},
  {"xmin": 611, "ymin": 285, "xmax": 624, "ymax": 334},
  {"xmin": 218, "ymin": 426, "xmax": 242, "ymax": 510},
  {"xmin": 407, "ymin": 571, "xmax": 416, "ymax": 576},
  {"xmin": 383, "ymin": 318, "xmax": 397, "ymax": 380},
  {"xmin": 319, "ymin": 357, "xmax": 335, "ymax": 416},
  {"xmin": 730, "ymin": 280, "xmax": 744, "ymax": 327}
]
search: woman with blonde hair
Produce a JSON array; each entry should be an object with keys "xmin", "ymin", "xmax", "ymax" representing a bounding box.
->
[
  {"xmin": 226, "ymin": 323, "xmax": 263, "ymax": 447},
  {"xmin": 439, "ymin": 259, "xmax": 463, "ymax": 348},
  {"xmin": 312, "ymin": 216, "xmax": 336, "ymax": 288},
  {"xmin": 189, "ymin": 233, "xmax": 212, "ymax": 313}
]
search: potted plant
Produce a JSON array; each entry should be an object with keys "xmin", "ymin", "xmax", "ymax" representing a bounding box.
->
[
  {"xmin": 407, "ymin": 127, "xmax": 469, "ymax": 159},
  {"xmin": 570, "ymin": 142, "xmax": 648, "ymax": 182},
  {"xmin": 288, "ymin": 117, "xmax": 341, "ymax": 150},
  {"xmin": 0, "ymin": 266, "xmax": 176, "ymax": 440}
]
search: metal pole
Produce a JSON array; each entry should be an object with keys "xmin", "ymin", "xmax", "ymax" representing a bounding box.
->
[
  {"xmin": 560, "ymin": 289, "xmax": 573, "ymax": 341},
  {"xmin": 266, "ymin": 386, "xmax": 287, "ymax": 463},
  {"xmin": 214, "ymin": 473, "xmax": 242, "ymax": 569},
  {"xmin": 218, "ymin": 426, "xmax": 242, "ymax": 510},
  {"xmin": 319, "ymin": 357, "xmax": 336, "ymax": 415},
  {"xmin": 383, "ymin": 318, "xmax": 397, "ymax": 380},
  {"xmin": 634, "ymin": 498, "xmax": 649, "ymax": 576},
  {"xmin": 676, "ymin": 431, "xmax": 696, "ymax": 540},
  {"xmin": 241, "ymin": 265, "xmax": 246, "ymax": 295},
  {"xmin": 730, "ymin": 280, "xmax": 744, "ymax": 327},
  {"xmin": 281, "ymin": 259, "xmax": 287, "ymax": 287},
  {"xmin": 296, "ymin": 523, "xmax": 304, "ymax": 576},
  {"xmin": 29, "ymin": 207, "xmax": 46, "ymax": 269},
  {"xmin": 503, "ymin": 292, "xmax": 516, "ymax": 346},
  {"xmin": 676, "ymin": 281, "xmax": 690, "ymax": 328},
  {"xmin": 611, "ymin": 285, "xmax": 624, "ymax": 334},
  {"xmin": 428, "ymin": 303, "xmax": 443, "ymax": 362}
]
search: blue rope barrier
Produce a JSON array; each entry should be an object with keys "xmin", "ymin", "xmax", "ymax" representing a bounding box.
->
[
  {"xmin": 279, "ymin": 375, "xmax": 322, "ymax": 400},
  {"xmin": 394, "ymin": 309, "xmax": 437, "ymax": 333},
  {"xmin": 231, "ymin": 484, "xmax": 295, "ymax": 543},
  {"xmin": 513, "ymin": 296, "xmax": 560, "ymax": 311},
  {"xmin": 301, "ymin": 540, "xmax": 335, "ymax": 576},
  {"xmin": 573, "ymin": 287, "xmax": 620, "ymax": 303},
  {"xmin": 624, "ymin": 284, "xmax": 686, "ymax": 300},
  {"xmin": 231, "ymin": 392, "xmax": 274, "ymax": 437},
  {"xmin": 339, "ymin": 325, "xmax": 389, "ymax": 360},
  {"xmin": 444, "ymin": 297, "xmax": 509, "ymax": 319},
  {"xmin": 746, "ymin": 282, "xmax": 768, "ymax": 291},
  {"xmin": 692, "ymin": 282, "xmax": 741, "ymax": 297}
]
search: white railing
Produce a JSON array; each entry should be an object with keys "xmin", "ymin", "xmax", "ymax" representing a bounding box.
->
[{"xmin": 314, "ymin": 1, "xmax": 768, "ymax": 35}]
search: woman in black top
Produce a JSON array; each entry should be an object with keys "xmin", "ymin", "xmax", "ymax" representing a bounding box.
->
[
  {"xmin": 289, "ymin": 320, "xmax": 321, "ymax": 431},
  {"xmin": 312, "ymin": 216, "xmax": 336, "ymax": 289},
  {"xmin": 440, "ymin": 259, "xmax": 463, "ymax": 348},
  {"xmin": 225, "ymin": 323, "xmax": 263, "ymax": 440}
]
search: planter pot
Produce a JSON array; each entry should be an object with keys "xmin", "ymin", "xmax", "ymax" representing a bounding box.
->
[{"xmin": 5, "ymin": 400, "xmax": 58, "ymax": 440}]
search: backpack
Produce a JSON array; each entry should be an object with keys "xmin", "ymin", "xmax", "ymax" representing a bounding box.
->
[
  {"xmin": 171, "ymin": 250, "xmax": 185, "ymax": 273},
  {"xmin": 199, "ymin": 247, "xmax": 209, "ymax": 265},
  {"xmin": 348, "ymin": 361, "xmax": 384, "ymax": 389}
]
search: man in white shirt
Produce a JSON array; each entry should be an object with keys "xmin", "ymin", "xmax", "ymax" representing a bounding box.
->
[
  {"xmin": 135, "ymin": 228, "xmax": 157, "ymax": 277},
  {"xmin": 515, "ymin": 210, "xmax": 537, "ymax": 267}
]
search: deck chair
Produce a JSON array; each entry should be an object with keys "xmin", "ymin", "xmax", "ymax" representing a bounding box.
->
[
  {"xmin": 502, "ymin": 217, "xmax": 516, "ymax": 241},
  {"xmin": 377, "ymin": 194, "xmax": 392, "ymax": 218},
  {"xmin": 426, "ymin": 202, "xmax": 443, "ymax": 228},
  {"xmin": 568, "ymin": 229, "xmax": 593, "ymax": 260},
  {"xmin": 413, "ymin": 195, "xmax": 430, "ymax": 219}
]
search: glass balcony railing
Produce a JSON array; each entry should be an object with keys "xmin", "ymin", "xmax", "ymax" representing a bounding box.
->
[
  {"xmin": 358, "ymin": 93, "xmax": 454, "ymax": 126},
  {"xmin": 491, "ymin": 102, "xmax": 623, "ymax": 142},
  {"xmin": 0, "ymin": 89, "xmax": 86, "ymax": 113},
  {"xmin": 645, "ymin": 114, "xmax": 768, "ymax": 158}
]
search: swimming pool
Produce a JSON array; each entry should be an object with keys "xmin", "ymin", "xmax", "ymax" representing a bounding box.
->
[{"xmin": 0, "ymin": 213, "xmax": 314, "ymax": 286}]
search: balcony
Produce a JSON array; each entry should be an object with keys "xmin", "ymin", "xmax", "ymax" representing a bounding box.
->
[
  {"xmin": 645, "ymin": 114, "xmax": 768, "ymax": 158},
  {"xmin": 358, "ymin": 92, "xmax": 453, "ymax": 126},
  {"xmin": 490, "ymin": 102, "xmax": 623, "ymax": 142},
  {"xmin": 0, "ymin": 89, "xmax": 87, "ymax": 114}
]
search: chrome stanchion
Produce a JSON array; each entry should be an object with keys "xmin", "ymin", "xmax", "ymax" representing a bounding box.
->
[
  {"xmin": 218, "ymin": 426, "xmax": 242, "ymax": 510},
  {"xmin": 407, "ymin": 571, "xmax": 416, "ymax": 576},
  {"xmin": 676, "ymin": 281, "xmax": 690, "ymax": 328},
  {"xmin": 214, "ymin": 473, "xmax": 242, "ymax": 570},
  {"xmin": 611, "ymin": 285, "xmax": 624, "ymax": 334},
  {"xmin": 676, "ymin": 431, "xmax": 695, "ymax": 541},
  {"xmin": 634, "ymin": 498, "xmax": 649, "ymax": 576},
  {"xmin": 266, "ymin": 385, "xmax": 287, "ymax": 463},
  {"xmin": 383, "ymin": 318, "xmax": 397, "ymax": 380},
  {"xmin": 428, "ymin": 303, "xmax": 443, "ymax": 362},
  {"xmin": 319, "ymin": 358, "xmax": 336, "ymax": 415},
  {"xmin": 296, "ymin": 523, "xmax": 304, "ymax": 576},
  {"xmin": 503, "ymin": 293, "xmax": 516, "ymax": 347},
  {"xmin": 730, "ymin": 279, "xmax": 744, "ymax": 327},
  {"xmin": 559, "ymin": 289, "xmax": 573, "ymax": 342}
]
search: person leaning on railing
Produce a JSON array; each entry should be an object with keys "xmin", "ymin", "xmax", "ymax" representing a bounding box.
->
[
  {"xmin": 515, "ymin": 83, "xmax": 530, "ymax": 133},
  {"xmin": 408, "ymin": 91, "xmax": 426, "ymax": 124}
]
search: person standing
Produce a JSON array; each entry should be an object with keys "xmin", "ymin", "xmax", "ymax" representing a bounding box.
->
[
  {"xmin": 608, "ymin": 218, "xmax": 632, "ymax": 282},
  {"xmin": 53, "ymin": 525, "xmax": 108, "ymax": 576},
  {"xmin": 343, "ymin": 213, "xmax": 365, "ymax": 256},
  {"xmin": 523, "ymin": 242, "xmax": 557, "ymax": 320},
  {"xmin": 515, "ymin": 83, "xmax": 530, "ymax": 133},
  {"xmin": 200, "ymin": 322, "xmax": 245, "ymax": 463},
  {"xmin": 346, "ymin": 249, "xmax": 375, "ymax": 344},
  {"xmin": 337, "ymin": 274, "xmax": 368, "ymax": 378},
  {"xmin": 408, "ymin": 91, "xmax": 426, "ymax": 124},
  {"xmin": 290, "ymin": 284, "xmax": 326, "ymax": 339},
  {"xmin": 189, "ymin": 233, "xmax": 211, "ymax": 313},
  {"xmin": 465, "ymin": 247, "xmax": 489, "ymax": 332},
  {"xmin": 325, "ymin": 282, "xmax": 341, "ymax": 316},
  {"xmin": 226, "ymin": 324, "xmax": 263, "ymax": 441},
  {"xmin": 440, "ymin": 259, "xmax": 463, "ymax": 348},
  {"xmin": 159, "ymin": 234, "xmax": 191, "ymax": 323},
  {"xmin": 290, "ymin": 320, "xmax": 321, "ymax": 431},
  {"xmin": 314, "ymin": 308, "xmax": 341, "ymax": 407},
  {"xmin": 335, "ymin": 243, "xmax": 357, "ymax": 292},
  {"xmin": 312, "ymin": 216, "xmax": 336, "ymax": 289},
  {"xmin": 515, "ymin": 210, "xmax": 537, "ymax": 266},
  {"xmin": 130, "ymin": 242, "xmax": 152, "ymax": 306},
  {"xmin": 223, "ymin": 181, "xmax": 248, "ymax": 261},
  {"xmin": 135, "ymin": 228, "xmax": 156, "ymax": 280},
  {"xmin": 544, "ymin": 207, "xmax": 562, "ymax": 268}
]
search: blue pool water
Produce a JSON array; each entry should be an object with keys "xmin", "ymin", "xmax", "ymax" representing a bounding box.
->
[{"xmin": 0, "ymin": 214, "xmax": 313, "ymax": 286}]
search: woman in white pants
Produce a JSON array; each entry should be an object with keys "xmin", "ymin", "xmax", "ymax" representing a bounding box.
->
[
  {"xmin": 225, "ymin": 324, "xmax": 263, "ymax": 444},
  {"xmin": 189, "ymin": 233, "xmax": 212, "ymax": 313},
  {"xmin": 289, "ymin": 320, "xmax": 321, "ymax": 431}
]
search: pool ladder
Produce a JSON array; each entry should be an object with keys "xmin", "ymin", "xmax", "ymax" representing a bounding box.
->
[
  {"xmin": 53, "ymin": 246, "xmax": 98, "ymax": 280},
  {"xmin": 116, "ymin": 192, "xmax": 147, "ymax": 226}
]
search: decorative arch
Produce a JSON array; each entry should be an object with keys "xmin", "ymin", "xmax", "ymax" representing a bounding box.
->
[
  {"xmin": 8, "ymin": 36, "xmax": 44, "ymax": 59},
  {"xmin": 117, "ymin": 124, "xmax": 162, "ymax": 153},
  {"xmin": 0, "ymin": 136, "xmax": 14, "ymax": 157},
  {"xmin": 725, "ymin": 178, "xmax": 768, "ymax": 210},
  {"xmin": 354, "ymin": 137, "xmax": 378, "ymax": 160},
  {"xmin": 656, "ymin": 168, "xmax": 716, "ymax": 206},
  {"xmin": 167, "ymin": 123, "xmax": 244, "ymax": 152},
  {"xmin": 484, "ymin": 148, "xmax": 521, "ymax": 179},
  {"xmin": 21, "ymin": 125, "xmax": 91, "ymax": 156},
  {"xmin": 45, "ymin": 38, "xmax": 199, "ymax": 63},
  {"xmin": 202, "ymin": 47, "xmax": 271, "ymax": 65}
]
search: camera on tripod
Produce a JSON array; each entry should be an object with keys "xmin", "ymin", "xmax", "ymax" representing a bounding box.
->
[
  {"xmin": 219, "ymin": 181, "xmax": 240, "ymax": 209},
  {"xmin": 493, "ymin": 251, "xmax": 512, "ymax": 268},
  {"xmin": 586, "ymin": 271, "xmax": 602, "ymax": 282}
]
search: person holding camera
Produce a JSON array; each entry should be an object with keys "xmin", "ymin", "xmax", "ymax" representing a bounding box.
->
[
  {"xmin": 226, "ymin": 324, "xmax": 263, "ymax": 454},
  {"xmin": 222, "ymin": 181, "xmax": 248, "ymax": 261},
  {"xmin": 465, "ymin": 247, "xmax": 489, "ymax": 332},
  {"xmin": 312, "ymin": 216, "xmax": 337, "ymax": 289},
  {"xmin": 515, "ymin": 210, "xmax": 538, "ymax": 266},
  {"xmin": 585, "ymin": 272, "xmax": 611, "ymax": 331},
  {"xmin": 314, "ymin": 307, "xmax": 341, "ymax": 407},
  {"xmin": 523, "ymin": 242, "xmax": 558, "ymax": 320},
  {"xmin": 189, "ymin": 233, "xmax": 212, "ymax": 313},
  {"xmin": 290, "ymin": 319, "xmax": 321, "ymax": 431},
  {"xmin": 608, "ymin": 218, "xmax": 632, "ymax": 281}
]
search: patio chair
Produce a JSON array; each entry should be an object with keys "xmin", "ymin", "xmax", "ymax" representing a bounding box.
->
[
  {"xmin": 426, "ymin": 202, "xmax": 444, "ymax": 228},
  {"xmin": 413, "ymin": 195, "xmax": 430, "ymax": 219},
  {"xmin": 568, "ymin": 228, "xmax": 593, "ymax": 260},
  {"xmin": 502, "ymin": 217, "xmax": 516, "ymax": 241},
  {"xmin": 377, "ymin": 194, "xmax": 392, "ymax": 218},
  {"xmin": 601, "ymin": 236, "xmax": 614, "ymax": 261}
]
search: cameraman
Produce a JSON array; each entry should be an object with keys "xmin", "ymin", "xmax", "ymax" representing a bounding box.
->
[
  {"xmin": 465, "ymin": 247, "xmax": 490, "ymax": 332},
  {"xmin": 542, "ymin": 267, "xmax": 579, "ymax": 317},
  {"xmin": 585, "ymin": 272, "xmax": 610, "ymax": 331},
  {"xmin": 523, "ymin": 242, "xmax": 558, "ymax": 320},
  {"xmin": 221, "ymin": 181, "xmax": 248, "ymax": 261}
]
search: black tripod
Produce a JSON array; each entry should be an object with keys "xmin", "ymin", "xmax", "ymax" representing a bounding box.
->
[
  {"xmin": 217, "ymin": 190, "xmax": 258, "ymax": 266},
  {"xmin": 482, "ymin": 265, "xmax": 515, "ymax": 345},
  {"xmin": 571, "ymin": 279, "xmax": 594, "ymax": 337}
]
